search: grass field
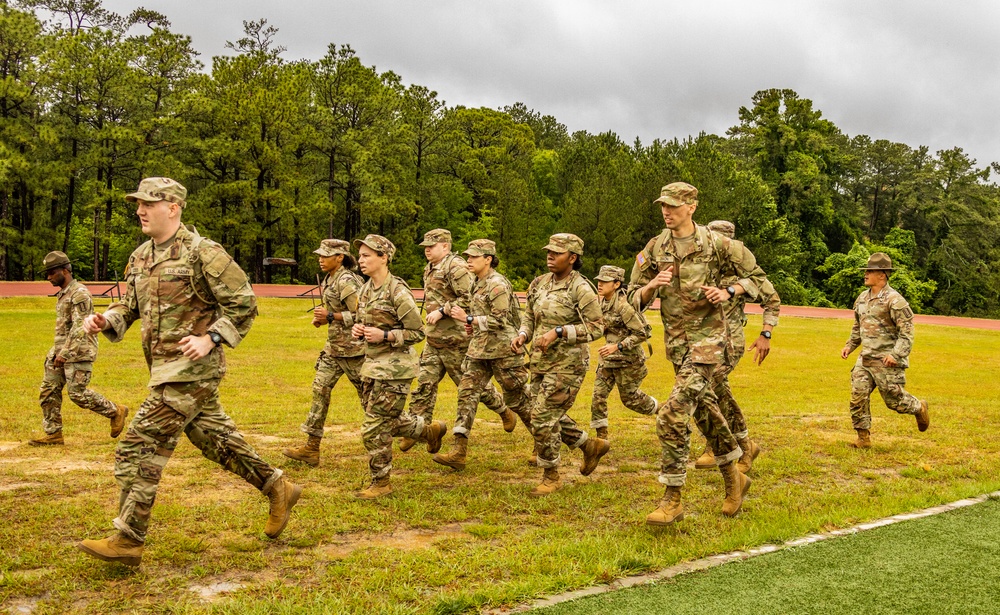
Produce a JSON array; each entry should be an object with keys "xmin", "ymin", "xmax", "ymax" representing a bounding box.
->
[{"xmin": 1, "ymin": 297, "xmax": 998, "ymax": 614}]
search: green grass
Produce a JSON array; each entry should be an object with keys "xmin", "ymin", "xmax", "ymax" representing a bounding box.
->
[
  {"xmin": 536, "ymin": 496, "xmax": 1000, "ymax": 614},
  {"xmin": 1, "ymin": 297, "xmax": 998, "ymax": 614}
]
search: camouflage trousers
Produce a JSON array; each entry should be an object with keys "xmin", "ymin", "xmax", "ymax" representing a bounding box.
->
[
  {"xmin": 360, "ymin": 378, "xmax": 425, "ymax": 480},
  {"xmin": 39, "ymin": 357, "xmax": 117, "ymax": 434},
  {"xmin": 711, "ymin": 342, "xmax": 749, "ymax": 440},
  {"xmin": 301, "ymin": 352, "xmax": 365, "ymax": 438},
  {"xmin": 589, "ymin": 361, "xmax": 656, "ymax": 429},
  {"xmin": 530, "ymin": 371, "xmax": 589, "ymax": 470},
  {"xmin": 850, "ymin": 359, "xmax": 921, "ymax": 430},
  {"xmin": 454, "ymin": 355, "xmax": 531, "ymax": 437},
  {"xmin": 409, "ymin": 344, "xmax": 504, "ymax": 422},
  {"xmin": 657, "ymin": 358, "xmax": 741, "ymax": 487},
  {"xmin": 113, "ymin": 379, "xmax": 279, "ymax": 543}
]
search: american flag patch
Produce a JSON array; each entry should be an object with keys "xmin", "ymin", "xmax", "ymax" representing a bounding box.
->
[{"xmin": 636, "ymin": 252, "xmax": 647, "ymax": 267}]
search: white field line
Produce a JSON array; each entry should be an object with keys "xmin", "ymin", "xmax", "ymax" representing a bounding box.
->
[{"xmin": 486, "ymin": 490, "xmax": 1000, "ymax": 614}]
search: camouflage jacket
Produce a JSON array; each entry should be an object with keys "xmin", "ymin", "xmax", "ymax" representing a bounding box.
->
[
  {"xmin": 422, "ymin": 252, "xmax": 473, "ymax": 349},
  {"xmin": 628, "ymin": 225, "xmax": 766, "ymax": 366},
  {"xmin": 845, "ymin": 284, "xmax": 914, "ymax": 368},
  {"xmin": 321, "ymin": 266, "xmax": 365, "ymax": 357},
  {"xmin": 357, "ymin": 274, "xmax": 425, "ymax": 380},
  {"xmin": 519, "ymin": 271, "xmax": 604, "ymax": 374},
  {"xmin": 51, "ymin": 279, "xmax": 99, "ymax": 363},
  {"xmin": 103, "ymin": 225, "xmax": 257, "ymax": 387},
  {"xmin": 467, "ymin": 269, "xmax": 523, "ymax": 360},
  {"xmin": 719, "ymin": 250, "xmax": 781, "ymax": 353},
  {"xmin": 599, "ymin": 291, "xmax": 649, "ymax": 368}
]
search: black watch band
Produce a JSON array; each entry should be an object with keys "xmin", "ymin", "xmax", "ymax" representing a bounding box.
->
[
  {"xmin": 760, "ymin": 330, "xmax": 772, "ymax": 339},
  {"xmin": 616, "ymin": 342, "xmax": 624, "ymax": 351},
  {"xmin": 555, "ymin": 326, "xmax": 564, "ymax": 339},
  {"xmin": 466, "ymin": 315, "xmax": 474, "ymax": 325},
  {"xmin": 208, "ymin": 331, "xmax": 223, "ymax": 347},
  {"xmin": 326, "ymin": 311, "xmax": 334, "ymax": 324},
  {"xmin": 726, "ymin": 285, "xmax": 737, "ymax": 298}
]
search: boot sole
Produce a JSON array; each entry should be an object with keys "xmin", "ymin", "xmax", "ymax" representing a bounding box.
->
[
  {"xmin": 694, "ymin": 459, "xmax": 716, "ymax": 469},
  {"xmin": 528, "ymin": 486, "xmax": 561, "ymax": 497},
  {"xmin": 28, "ymin": 441, "xmax": 64, "ymax": 446},
  {"xmin": 77, "ymin": 542, "xmax": 141, "ymax": 567},
  {"xmin": 646, "ymin": 512, "xmax": 684, "ymax": 526},
  {"xmin": 432, "ymin": 456, "xmax": 466, "ymax": 471},
  {"xmin": 265, "ymin": 484, "xmax": 303, "ymax": 539},
  {"xmin": 398, "ymin": 439, "xmax": 417, "ymax": 452},
  {"xmin": 282, "ymin": 451, "xmax": 320, "ymax": 467},
  {"xmin": 355, "ymin": 488, "xmax": 393, "ymax": 500}
]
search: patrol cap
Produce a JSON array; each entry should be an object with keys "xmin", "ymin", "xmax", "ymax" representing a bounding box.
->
[
  {"xmin": 463, "ymin": 238, "xmax": 497, "ymax": 257},
  {"xmin": 707, "ymin": 220, "xmax": 736, "ymax": 239},
  {"xmin": 419, "ymin": 228, "xmax": 452, "ymax": 247},
  {"xmin": 353, "ymin": 234, "xmax": 396, "ymax": 262},
  {"xmin": 42, "ymin": 251, "xmax": 71, "ymax": 273},
  {"xmin": 594, "ymin": 265, "xmax": 625, "ymax": 283},
  {"xmin": 125, "ymin": 177, "xmax": 187, "ymax": 208},
  {"xmin": 861, "ymin": 252, "xmax": 894, "ymax": 271},
  {"xmin": 314, "ymin": 239, "xmax": 351, "ymax": 257},
  {"xmin": 543, "ymin": 233, "xmax": 584, "ymax": 255},
  {"xmin": 653, "ymin": 182, "xmax": 698, "ymax": 207}
]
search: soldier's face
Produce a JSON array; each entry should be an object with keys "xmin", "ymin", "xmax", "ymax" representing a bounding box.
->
[
  {"xmin": 597, "ymin": 280, "xmax": 619, "ymax": 299},
  {"xmin": 863, "ymin": 270, "xmax": 886, "ymax": 287},
  {"xmin": 546, "ymin": 250, "xmax": 573, "ymax": 274},
  {"xmin": 318, "ymin": 254, "xmax": 342, "ymax": 273},
  {"xmin": 662, "ymin": 202, "xmax": 694, "ymax": 230},
  {"xmin": 424, "ymin": 242, "xmax": 450, "ymax": 264},
  {"xmin": 136, "ymin": 199, "xmax": 176, "ymax": 238},
  {"xmin": 358, "ymin": 244, "xmax": 387, "ymax": 276},
  {"xmin": 467, "ymin": 254, "xmax": 490, "ymax": 277},
  {"xmin": 45, "ymin": 267, "xmax": 66, "ymax": 287}
]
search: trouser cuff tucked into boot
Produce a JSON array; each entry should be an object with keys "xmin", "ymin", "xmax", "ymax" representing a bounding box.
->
[
  {"xmin": 113, "ymin": 517, "xmax": 145, "ymax": 544},
  {"xmin": 260, "ymin": 468, "xmax": 283, "ymax": 495}
]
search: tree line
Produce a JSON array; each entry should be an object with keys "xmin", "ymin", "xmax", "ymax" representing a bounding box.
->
[{"xmin": 2, "ymin": 1, "xmax": 999, "ymax": 316}]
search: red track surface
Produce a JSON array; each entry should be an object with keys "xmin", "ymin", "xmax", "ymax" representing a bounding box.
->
[{"xmin": 4, "ymin": 281, "xmax": 999, "ymax": 330}]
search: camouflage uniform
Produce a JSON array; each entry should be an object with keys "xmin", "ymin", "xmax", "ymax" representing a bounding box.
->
[
  {"xmin": 520, "ymin": 235, "xmax": 604, "ymax": 470},
  {"xmin": 410, "ymin": 229, "xmax": 504, "ymax": 423},
  {"xmin": 354, "ymin": 235, "xmax": 428, "ymax": 481},
  {"xmin": 629, "ymin": 221, "xmax": 766, "ymax": 486},
  {"xmin": 454, "ymin": 241, "xmax": 531, "ymax": 437},
  {"xmin": 845, "ymin": 284, "xmax": 922, "ymax": 429},
  {"xmin": 39, "ymin": 277, "xmax": 118, "ymax": 433},
  {"xmin": 590, "ymin": 266, "xmax": 656, "ymax": 430},
  {"xmin": 301, "ymin": 243, "xmax": 366, "ymax": 438},
  {"xmin": 102, "ymin": 216, "xmax": 280, "ymax": 544}
]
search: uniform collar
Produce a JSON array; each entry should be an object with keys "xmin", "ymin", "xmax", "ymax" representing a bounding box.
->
[{"xmin": 664, "ymin": 224, "xmax": 708, "ymax": 256}]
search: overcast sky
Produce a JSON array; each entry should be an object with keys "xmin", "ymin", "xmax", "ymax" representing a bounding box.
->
[{"xmin": 100, "ymin": 0, "xmax": 1000, "ymax": 167}]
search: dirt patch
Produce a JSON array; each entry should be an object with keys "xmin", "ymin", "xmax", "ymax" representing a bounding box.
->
[
  {"xmin": 251, "ymin": 435, "xmax": 292, "ymax": 444},
  {"xmin": 5, "ymin": 592, "xmax": 47, "ymax": 614},
  {"xmin": 0, "ymin": 482, "xmax": 43, "ymax": 492},
  {"xmin": 0, "ymin": 441, "xmax": 22, "ymax": 453},
  {"xmin": 25, "ymin": 460, "xmax": 105, "ymax": 474},
  {"xmin": 321, "ymin": 522, "xmax": 475, "ymax": 559},
  {"xmin": 188, "ymin": 581, "xmax": 245, "ymax": 601}
]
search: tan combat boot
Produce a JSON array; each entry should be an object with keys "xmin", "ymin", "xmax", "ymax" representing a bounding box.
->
[
  {"xmin": 28, "ymin": 431, "xmax": 64, "ymax": 446},
  {"xmin": 736, "ymin": 437, "xmax": 761, "ymax": 474},
  {"xmin": 283, "ymin": 435, "xmax": 322, "ymax": 467},
  {"xmin": 263, "ymin": 476, "xmax": 303, "ymax": 539},
  {"xmin": 645, "ymin": 486, "xmax": 684, "ymax": 525},
  {"xmin": 694, "ymin": 440, "xmax": 715, "ymax": 469},
  {"xmin": 850, "ymin": 429, "xmax": 872, "ymax": 449},
  {"xmin": 580, "ymin": 437, "xmax": 611, "ymax": 476},
  {"xmin": 720, "ymin": 460, "xmax": 751, "ymax": 517},
  {"xmin": 916, "ymin": 400, "xmax": 930, "ymax": 432},
  {"xmin": 356, "ymin": 476, "xmax": 392, "ymax": 500},
  {"xmin": 398, "ymin": 437, "xmax": 417, "ymax": 452},
  {"xmin": 433, "ymin": 435, "xmax": 468, "ymax": 471},
  {"xmin": 77, "ymin": 533, "xmax": 144, "ymax": 567},
  {"xmin": 529, "ymin": 468, "xmax": 562, "ymax": 497},
  {"xmin": 595, "ymin": 426, "xmax": 609, "ymax": 440},
  {"xmin": 110, "ymin": 404, "xmax": 130, "ymax": 438},
  {"xmin": 499, "ymin": 408, "xmax": 517, "ymax": 433},
  {"xmin": 422, "ymin": 421, "xmax": 447, "ymax": 454}
]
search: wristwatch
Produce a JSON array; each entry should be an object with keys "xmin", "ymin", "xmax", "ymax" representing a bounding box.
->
[
  {"xmin": 760, "ymin": 330, "xmax": 772, "ymax": 339},
  {"xmin": 326, "ymin": 311, "xmax": 334, "ymax": 324},
  {"xmin": 616, "ymin": 342, "xmax": 624, "ymax": 351},
  {"xmin": 726, "ymin": 285, "xmax": 737, "ymax": 298},
  {"xmin": 466, "ymin": 315, "xmax": 474, "ymax": 325},
  {"xmin": 208, "ymin": 331, "xmax": 223, "ymax": 347},
  {"xmin": 555, "ymin": 326, "xmax": 564, "ymax": 339}
]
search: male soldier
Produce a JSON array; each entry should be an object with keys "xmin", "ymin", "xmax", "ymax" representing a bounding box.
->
[
  {"xmin": 629, "ymin": 182, "xmax": 766, "ymax": 525},
  {"xmin": 77, "ymin": 177, "xmax": 301, "ymax": 567},
  {"xmin": 841, "ymin": 252, "xmax": 929, "ymax": 448},
  {"xmin": 402, "ymin": 228, "xmax": 509, "ymax": 451},
  {"xmin": 692, "ymin": 220, "xmax": 781, "ymax": 473},
  {"xmin": 589, "ymin": 265, "xmax": 657, "ymax": 440},
  {"xmin": 284, "ymin": 239, "xmax": 365, "ymax": 467},
  {"xmin": 28, "ymin": 251, "xmax": 128, "ymax": 446}
]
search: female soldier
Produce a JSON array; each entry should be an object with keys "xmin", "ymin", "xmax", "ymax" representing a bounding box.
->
[
  {"xmin": 589, "ymin": 265, "xmax": 658, "ymax": 440},
  {"xmin": 433, "ymin": 239, "xmax": 532, "ymax": 471},
  {"xmin": 284, "ymin": 239, "xmax": 365, "ymax": 467},
  {"xmin": 511, "ymin": 233, "xmax": 608, "ymax": 497},
  {"xmin": 351, "ymin": 234, "xmax": 447, "ymax": 499}
]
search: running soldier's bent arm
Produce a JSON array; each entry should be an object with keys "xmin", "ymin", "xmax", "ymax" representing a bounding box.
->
[
  {"xmin": 103, "ymin": 259, "xmax": 142, "ymax": 343},
  {"xmin": 616, "ymin": 299, "xmax": 649, "ymax": 351},
  {"xmin": 568, "ymin": 281, "xmax": 604, "ymax": 344},
  {"xmin": 759, "ymin": 277, "xmax": 781, "ymax": 328},
  {"xmin": 890, "ymin": 297, "xmax": 915, "ymax": 361},
  {"xmin": 200, "ymin": 244, "xmax": 257, "ymax": 348},
  {"xmin": 389, "ymin": 285, "xmax": 426, "ymax": 348},
  {"xmin": 519, "ymin": 279, "xmax": 539, "ymax": 341}
]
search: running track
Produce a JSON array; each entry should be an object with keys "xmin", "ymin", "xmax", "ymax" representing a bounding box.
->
[{"xmin": 3, "ymin": 281, "xmax": 998, "ymax": 331}]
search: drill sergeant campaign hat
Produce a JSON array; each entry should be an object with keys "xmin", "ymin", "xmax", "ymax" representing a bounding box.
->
[
  {"xmin": 419, "ymin": 228, "xmax": 453, "ymax": 247},
  {"xmin": 653, "ymin": 182, "xmax": 699, "ymax": 207},
  {"xmin": 125, "ymin": 177, "xmax": 188, "ymax": 208},
  {"xmin": 542, "ymin": 233, "xmax": 584, "ymax": 255},
  {"xmin": 42, "ymin": 251, "xmax": 71, "ymax": 273},
  {"xmin": 353, "ymin": 234, "xmax": 396, "ymax": 262},
  {"xmin": 594, "ymin": 265, "xmax": 626, "ymax": 282},
  {"xmin": 861, "ymin": 252, "xmax": 894, "ymax": 271},
  {"xmin": 313, "ymin": 239, "xmax": 351, "ymax": 257},
  {"xmin": 462, "ymin": 239, "xmax": 497, "ymax": 257},
  {"xmin": 707, "ymin": 220, "xmax": 736, "ymax": 239}
]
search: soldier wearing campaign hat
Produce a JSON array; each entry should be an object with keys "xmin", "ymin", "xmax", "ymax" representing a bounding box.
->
[
  {"xmin": 284, "ymin": 239, "xmax": 366, "ymax": 467},
  {"xmin": 588, "ymin": 265, "xmax": 657, "ymax": 442},
  {"xmin": 840, "ymin": 252, "xmax": 929, "ymax": 448},
  {"xmin": 28, "ymin": 251, "xmax": 128, "ymax": 447}
]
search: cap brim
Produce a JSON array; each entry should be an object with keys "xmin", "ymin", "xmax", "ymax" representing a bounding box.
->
[
  {"xmin": 860, "ymin": 267, "xmax": 893, "ymax": 271},
  {"xmin": 313, "ymin": 249, "xmax": 333, "ymax": 256},
  {"xmin": 594, "ymin": 277, "xmax": 616, "ymax": 282},
  {"xmin": 462, "ymin": 249, "xmax": 482, "ymax": 257},
  {"xmin": 542, "ymin": 244, "xmax": 568, "ymax": 253},
  {"xmin": 125, "ymin": 191, "xmax": 159, "ymax": 203},
  {"xmin": 42, "ymin": 262, "xmax": 70, "ymax": 272},
  {"xmin": 419, "ymin": 240, "xmax": 441, "ymax": 247},
  {"xmin": 653, "ymin": 196, "xmax": 683, "ymax": 207}
]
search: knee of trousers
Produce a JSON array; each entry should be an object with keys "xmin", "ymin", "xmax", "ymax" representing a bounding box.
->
[{"xmin": 66, "ymin": 384, "xmax": 93, "ymax": 406}]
